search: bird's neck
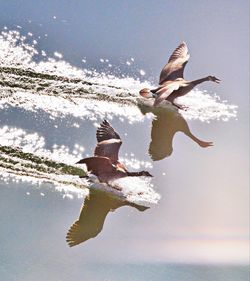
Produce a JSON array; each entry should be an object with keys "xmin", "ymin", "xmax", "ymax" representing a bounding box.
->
[
  {"xmin": 126, "ymin": 171, "xmax": 142, "ymax": 177},
  {"xmin": 191, "ymin": 76, "xmax": 209, "ymax": 86}
]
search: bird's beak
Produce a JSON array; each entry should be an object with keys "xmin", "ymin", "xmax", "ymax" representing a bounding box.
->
[{"xmin": 214, "ymin": 77, "xmax": 221, "ymax": 83}]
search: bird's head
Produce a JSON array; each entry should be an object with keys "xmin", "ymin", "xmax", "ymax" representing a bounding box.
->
[
  {"xmin": 140, "ymin": 171, "xmax": 153, "ymax": 177},
  {"xmin": 139, "ymin": 88, "xmax": 153, "ymax": 98},
  {"xmin": 208, "ymin": 76, "xmax": 221, "ymax": 83}
]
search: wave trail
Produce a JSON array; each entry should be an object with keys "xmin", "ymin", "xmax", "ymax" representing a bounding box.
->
[{"xmin": 0, "ymin": 29, "xmax": 237, "ymax": 123}]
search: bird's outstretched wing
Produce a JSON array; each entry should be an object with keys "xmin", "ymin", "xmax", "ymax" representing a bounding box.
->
[
  {"xmin": 96, "ymin": 119, "xmax": 121, "ymax": 142},
  {"xmin": 66, "ymin": 189, "xmax": 149, "ymax": 247},
  {"xmin": 66, "ymin": 190, "xmax": 117, "ymax": 247},
  {"xmin": 159, "ymin": 42, "xmax": 190, "ymax": 85},
  {"xmin": 95, "ymin": 120, "xmax": 122, "ymax": 163}
]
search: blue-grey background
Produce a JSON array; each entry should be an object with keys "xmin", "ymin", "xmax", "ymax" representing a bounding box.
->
[{"xmin": 0, "ymin": 1, "xmax": 249, "ymax": 280}]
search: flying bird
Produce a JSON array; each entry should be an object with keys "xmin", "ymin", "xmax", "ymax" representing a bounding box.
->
[
  {"xmin": 66, "ymin": 189, "xmax": 149, "ymax": 247},
  {"xmin": 137, "ymin": 103, "xmax": 213, "ymax": 161},
  {"xmin": 76, "ymin": 120, "xmax": 152, "ymax": 183},
  {"xmin": 139, "ymin": 42, "xmax": 220, "ymax": 109},
  {"xmin": 148, "ymin": 109, "xmax": 213, "ymax": 160}
]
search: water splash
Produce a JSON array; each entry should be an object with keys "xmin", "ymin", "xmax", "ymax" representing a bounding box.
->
[
  {"xmin": 0, "ymin": 126, "xmax": 88, "ymax": 197},
  {"xmin": 178, "ymin": 91, "xmax": 238, "ymax": 122},
  {"xmin": 0, "ymin": 126, "xmax": 157, "ymax": 204},
  {"xmin": 87, "ymin": 175, "xmax": 160, "ymax": 205},
  {"xmin": 0, "ymin": 29, "xmax": 237, "ymax": 123},
  {"xmin": 110, "ymin": 177, "xmax": 160, "ymax": 204},
  {"xmin": 0, "ymin": 28, "xmax": 237, "ymax": 203}
]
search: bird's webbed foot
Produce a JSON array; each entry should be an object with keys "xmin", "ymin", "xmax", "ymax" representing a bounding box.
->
[{"xmin": 197, "ymin": 140, "xmax": 214, "ymax": 148}]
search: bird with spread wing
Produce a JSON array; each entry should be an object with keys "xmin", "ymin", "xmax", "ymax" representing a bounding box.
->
[
  {"xmin": 139, "ymin": 42, "xmax": 220, "ymax": 109},
  {"xmin": 66, "ymin": 189, "xmax": 149, "ymax": 247},
  {"xmin": 76, "ymin": 120, "xmax": 152, "ymax": 183}
]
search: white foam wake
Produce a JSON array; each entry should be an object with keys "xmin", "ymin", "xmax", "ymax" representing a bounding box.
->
[
  {"xmin": 110, "ymin": 177, "xmax": 160, "ymax": 204},
  {"xmin": 84, "ymin": 175, "xmax": 160, "ymax": 205},
  {"xmin": 0, "ymin": 126, "xmax": 157, "ymax": 204},
  {"xmin": 0, "ymin": 29, "xmax": 237, "ymax": 123}
]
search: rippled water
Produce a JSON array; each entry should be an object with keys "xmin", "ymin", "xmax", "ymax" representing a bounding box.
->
[{"xmin": 0, "ymin": 28, "xmax": 248, "ymax": 281}]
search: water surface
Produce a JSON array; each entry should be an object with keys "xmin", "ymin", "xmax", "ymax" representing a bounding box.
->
[{"xmin": 0, "ymin": 6, "xmax": 249, "ymax": 279}]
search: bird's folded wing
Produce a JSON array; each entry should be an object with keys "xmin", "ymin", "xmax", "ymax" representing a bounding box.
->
[{"xmin": 159, "ymin": 42, "xmax": 190, "ymax": 85}]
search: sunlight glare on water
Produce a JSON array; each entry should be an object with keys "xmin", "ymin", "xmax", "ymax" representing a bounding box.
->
[
  {"xmin": 0, "ymin": 125, "xmax": 157, "ymax": 204},
  {"xmin": 0, "ymin": 29, "xmax": 237, "ymax": 123},
  {"xmin": 0, "ymin": 15, "xmax": 248, "ymax": 279}
]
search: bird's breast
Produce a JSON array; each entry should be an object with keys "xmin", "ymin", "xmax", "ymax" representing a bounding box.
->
[{"xmin": 115, "ymin": 162, "xmax": 127, "ymax": 173}]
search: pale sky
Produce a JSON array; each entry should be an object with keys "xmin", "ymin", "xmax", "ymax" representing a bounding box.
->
[{"xmin": 0, "ymin": 1, "xmax": 249, "ymax": 280}]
